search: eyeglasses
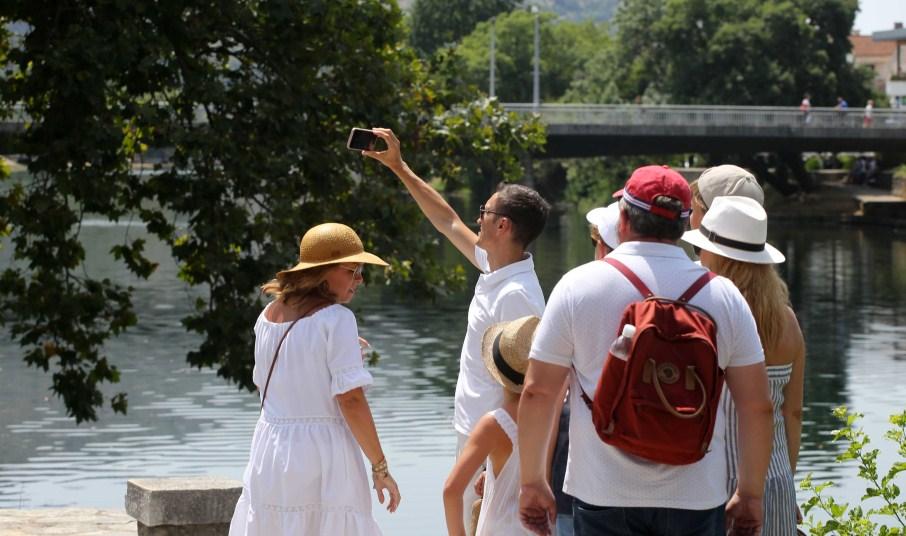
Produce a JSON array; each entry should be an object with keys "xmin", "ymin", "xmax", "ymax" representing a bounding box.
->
[
  {"xmin": 479, "ymin": 204, "xmax": 510, "ymax": 220},
  {"xmin": 341, "ymin": 264, "xmax": 364, "ymax": 278}
]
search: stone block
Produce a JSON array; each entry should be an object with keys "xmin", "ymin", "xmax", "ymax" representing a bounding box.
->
[
  {"xmin": 125, "ymin": 476, "xmax": 241, "ymax": 535},
  {"xmin": 137, "ymin": 522, "xmax": 228, "ymax": 536}
]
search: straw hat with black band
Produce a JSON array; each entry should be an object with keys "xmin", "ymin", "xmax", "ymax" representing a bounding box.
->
[
  {"xmin": 278, "ymin": 222, "xmax": 388, "ymax": 276},
  {"xmin": 481, "ymin": 316, "xmax": 540, "ymax": 394},
  {"xmin": 681, "ymin": 196, "xmax": 785, "ymax": 265}
]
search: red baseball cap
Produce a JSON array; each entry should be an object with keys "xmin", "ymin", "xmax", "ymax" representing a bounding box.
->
[{"xmin": 613, "ymin": 165, "xmax": 691, "ymax": 220}]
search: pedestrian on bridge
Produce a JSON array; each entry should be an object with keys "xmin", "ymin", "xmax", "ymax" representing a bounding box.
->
[
  {"xmin": 863, "ymin": 100, "xmax": 874, "ymax": 128},
  {"xmin": 799, "ymin": 94, "xmax": 811, "ymax": 125}
]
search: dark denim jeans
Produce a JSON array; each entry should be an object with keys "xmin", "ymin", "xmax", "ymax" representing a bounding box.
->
[{"xmin": 573, "ymin": 498, "xmax": 725, "ymax": 536}]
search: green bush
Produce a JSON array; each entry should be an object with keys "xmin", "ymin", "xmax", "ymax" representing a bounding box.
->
[
  {"xmin": 804, "ymin": 155, "xmax": 823, "ymax": 172},
  {"xmin": 799, "ymin": 406, "xmax": 906, "ymax": 535},
  {"xmin": 894, "ymin": 164, "xmax": 906, "ymax": 181},
  {"xmin": 838, "ymin": 154, "xmax": 857, "ymax": 171}
]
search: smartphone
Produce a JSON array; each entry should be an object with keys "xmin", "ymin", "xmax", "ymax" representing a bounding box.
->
[{"xmin": 347, "ymin": 128, "xmax": 377, "ymax": 151}]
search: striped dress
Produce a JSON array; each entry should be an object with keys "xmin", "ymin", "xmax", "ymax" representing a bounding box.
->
[{"xmin": 725, "ymin": 363, "xmax": 798, "ymax": 536}]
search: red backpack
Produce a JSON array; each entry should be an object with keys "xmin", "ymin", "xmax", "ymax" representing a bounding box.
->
[{"xmin": 578, "ymin": 258, "xmax": 724, "ymax": 465}]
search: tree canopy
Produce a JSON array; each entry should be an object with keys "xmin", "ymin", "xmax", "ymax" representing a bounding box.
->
[
  {"xmin": 608, "ymin": 0, "xmax": 873, "ymax": 106},
  {"xmin": 454, "ymin": 10, "xmax": 612, "ymax": 103},
  {"xmin": 409, "ymin": 0, "xmax": 517, "ymax": 57},
  {"xmin": 0, "ymin": 0, "xmax": 543, "ymax": 422}
]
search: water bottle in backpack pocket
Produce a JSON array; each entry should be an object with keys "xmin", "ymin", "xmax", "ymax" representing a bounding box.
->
[
  {"xmin": 608, "ymin": 324, "xmax": 636, "ymax": 361},
  {"xmin": 579, "ymin": 258, "xmax": 725, "ymax": 465}
]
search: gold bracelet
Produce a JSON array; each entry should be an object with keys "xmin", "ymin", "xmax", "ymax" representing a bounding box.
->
[{"xmin": 371, "ymin": 457, "xmax": 389, "ymax": 478}]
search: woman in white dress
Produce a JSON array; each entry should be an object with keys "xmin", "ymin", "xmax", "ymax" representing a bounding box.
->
[{"xmin": 229, "ymin": 222, "xmax": 401, "ymax": 536}]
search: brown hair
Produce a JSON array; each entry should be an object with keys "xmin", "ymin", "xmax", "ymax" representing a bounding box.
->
[
  {"xmin": 495, "ymin": 183, "xmax": 551, "ymax": 248},
  {"xmin": 589, "ymin": 223, "xmax": 601, "ymax": 243},
  {"xmin": 261, "ymin": 264, "xmax": 338, "ymax": 305},
  {"xmin": 707, "ymin": 255, "xmax": 789, "ymax": 351}
]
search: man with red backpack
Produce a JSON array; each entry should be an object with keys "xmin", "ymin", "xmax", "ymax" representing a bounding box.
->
[{"xmin": 517, "ymin": 166, "xmax": 773, "ymax": 536}]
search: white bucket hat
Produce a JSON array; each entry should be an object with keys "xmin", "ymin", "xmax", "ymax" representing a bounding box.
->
[
  {"xmin": 681, "ymin": 196, "xmax": 785, "ymax": 264},
  {"xmin": 585, "ymin": 202, "xmax": 621, "ymax": 250}
]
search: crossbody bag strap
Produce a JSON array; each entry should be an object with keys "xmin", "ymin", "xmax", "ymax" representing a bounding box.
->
[{"xmin": 260, "ymin": 300, "xmax": 328, "ymax": 412}]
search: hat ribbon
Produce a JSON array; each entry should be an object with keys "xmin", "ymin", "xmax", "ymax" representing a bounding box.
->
[
  {"xmin": 492, "ymin": 332, "xmax": 525, "ymax": 386},
  {"xmin": 700, "ymin": 224, "xmax": 765, "ymax": 252},
  {"xmin": 623, "ymin": 191, "xmax": 691, "ymax": 220}
]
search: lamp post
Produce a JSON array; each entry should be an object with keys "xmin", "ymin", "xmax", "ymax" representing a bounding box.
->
[
  {"xmin": 532, "ymin": 5, "xmax": 540, "ymax": 109},
  {"xmin": 489, "ymin": 17, "xmax": 496, "ymax": 98}
]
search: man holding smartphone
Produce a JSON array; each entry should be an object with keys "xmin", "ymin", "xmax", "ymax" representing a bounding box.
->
[{"xmin": 364, "ymin": 128, "xmax": 550, "ymax": 526}]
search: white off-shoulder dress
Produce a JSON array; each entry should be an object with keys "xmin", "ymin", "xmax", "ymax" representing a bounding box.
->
[{"xmin": 229, "ymin": 303, "xmax": 382, "ymax": 536}]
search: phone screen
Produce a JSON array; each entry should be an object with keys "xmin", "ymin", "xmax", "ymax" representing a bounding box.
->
[{"xmin": 347, "ymin": 128, "xmax": 377, "ymax": 151}]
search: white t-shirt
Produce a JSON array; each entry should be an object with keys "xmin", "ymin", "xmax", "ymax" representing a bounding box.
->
[
  {"xmin": 453, "ymin": 246, "xmax": 545, "ymax": 436},
  {"xmin": 530, "ymin": 241, "xmax": 764, "ymax": 510}
]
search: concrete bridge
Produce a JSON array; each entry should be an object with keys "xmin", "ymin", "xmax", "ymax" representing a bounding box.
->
[
  {"xmin": 5, "ymin": 104, "xmax": 906, "ymax": 158},
  {"xmin": 503, "ymin": 104, "xmax": 906, "ymax": 158}
]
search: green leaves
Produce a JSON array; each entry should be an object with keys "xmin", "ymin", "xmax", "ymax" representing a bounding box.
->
[
  {"xmin": 800, "ymin": 406, "xmax": 906, "ymax": 535},
  {"xmin": 609, "ymin": 0, "xmax": 872, "ymax": 106},
  {"xmin": 453, "ymin": 10, "xmax": 612, "ymax": 104},
  {"xmin": 0, "ymin": 0, "xmax": 542, "ymax": 422}
]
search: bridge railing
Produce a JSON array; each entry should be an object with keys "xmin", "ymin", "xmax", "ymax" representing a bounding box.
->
[{"xmin": 503, "ymin": 103, "xmax": 906, "ymax": 130}]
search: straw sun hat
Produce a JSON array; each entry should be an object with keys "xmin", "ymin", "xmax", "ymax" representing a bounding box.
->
[
  {"xmin": 277, "ymin": 222, "xmax": 388, "ymax": 276},
  {"xmin": 681, "ymin": 196, "xmax": 785, "ymax": 265},
  {"xmin": 481, "ymin": 315, "xmax": 540, "ymax": 394}
]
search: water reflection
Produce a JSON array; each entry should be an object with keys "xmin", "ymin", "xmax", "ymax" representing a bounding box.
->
[{"xmin": 1, "ymin": 211, "xmax": 906, "ymax": 534}]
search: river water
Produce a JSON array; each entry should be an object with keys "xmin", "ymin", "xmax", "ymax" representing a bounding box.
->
[{"xmin": 1, "ymin": 208, "xmax": 905, "ymax": 533}]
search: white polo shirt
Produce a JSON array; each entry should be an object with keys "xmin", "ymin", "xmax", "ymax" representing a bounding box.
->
[
  {"xmin": 530, "ymin": 241, "xmax": 763, "ymax": 510},
  {"xmin": 453, "ymin": 246, "xmax": 545, "ymax": 436}
]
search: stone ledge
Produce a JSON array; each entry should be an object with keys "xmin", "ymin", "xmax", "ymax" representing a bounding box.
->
[
  {"xmin": 0, "ymin": 507, "xmax": 135, "ymax": 536},
  {"xmin": 125, "ymin": 477, "xmax": 241, "ymax": 528}
]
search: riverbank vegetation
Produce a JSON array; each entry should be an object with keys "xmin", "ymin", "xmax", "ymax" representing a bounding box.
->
[
  {"xmin": 800, "ymin": 407, "xmax": 906, "ymax": 535},
  {"xmin": 0, "ymin": 0, "xmax": 895, "ymax": 422}
]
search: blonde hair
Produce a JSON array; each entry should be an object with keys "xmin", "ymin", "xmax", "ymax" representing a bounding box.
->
[
  {"xmin": 589, "ymin": 223, "xmax": 601, "ymax": 243},
  {"xmin": 690, "ymin": 180, "xmax": 707, "ymax": 213},
  {"xmin": 707, "ymin": 255, "xmax": 789, "ymax": 350},
  {"xmin": 261, "ymin": 265, "xmax": 337, "ymax": 305}
]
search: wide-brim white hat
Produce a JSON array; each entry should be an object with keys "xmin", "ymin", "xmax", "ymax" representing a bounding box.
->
[
  {"xmin": 681, "ymin": 196, "xmax": 785, "ymax": 264},
  {"xmin": 585, "ymin": 202, "xmax": 621, "ymax": 250}
]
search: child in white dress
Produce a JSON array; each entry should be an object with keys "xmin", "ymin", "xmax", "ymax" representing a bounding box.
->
[{"xmin": 443, "ymin": 315, "xmax": 541, "ymax": 536}]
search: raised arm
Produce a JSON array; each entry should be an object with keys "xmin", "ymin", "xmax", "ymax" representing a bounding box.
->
[
  {"xmin": 781, "ymin": 307, "xmax": 806, "ymax": 472},
  {"xmin": 364, "ymin": 128, "xmax": 480, "ymax": 269}
]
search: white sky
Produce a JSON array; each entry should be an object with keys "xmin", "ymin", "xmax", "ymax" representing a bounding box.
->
[{"xmin": 854, "ymin": 0, "xmax": 906, "ymax": 34}]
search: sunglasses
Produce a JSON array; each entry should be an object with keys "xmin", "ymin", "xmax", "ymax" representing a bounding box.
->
[
  {"xmin": 479, "ymin": 204, "xmax": 510, "ymax": 220},
  {"xmin": 341, "ymin": 264, "xmax": 364, "ymax": 278}
]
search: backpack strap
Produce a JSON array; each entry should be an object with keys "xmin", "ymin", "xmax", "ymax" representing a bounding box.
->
[
  {"xmin": 678, "ymin": 272, "xmax": 717, "ymax": 303},
  {"xmin": 602, "ymin": 258, "xmax": 653, "ymax": 298}
]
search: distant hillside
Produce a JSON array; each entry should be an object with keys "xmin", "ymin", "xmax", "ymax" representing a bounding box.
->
[
  {"xmin": 535, "ymin": 0, "xmax": 619, "ymax": 21},
  {"xmin": 398, "ymin": 0, "xmax": 618, "ymax": 22}
]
